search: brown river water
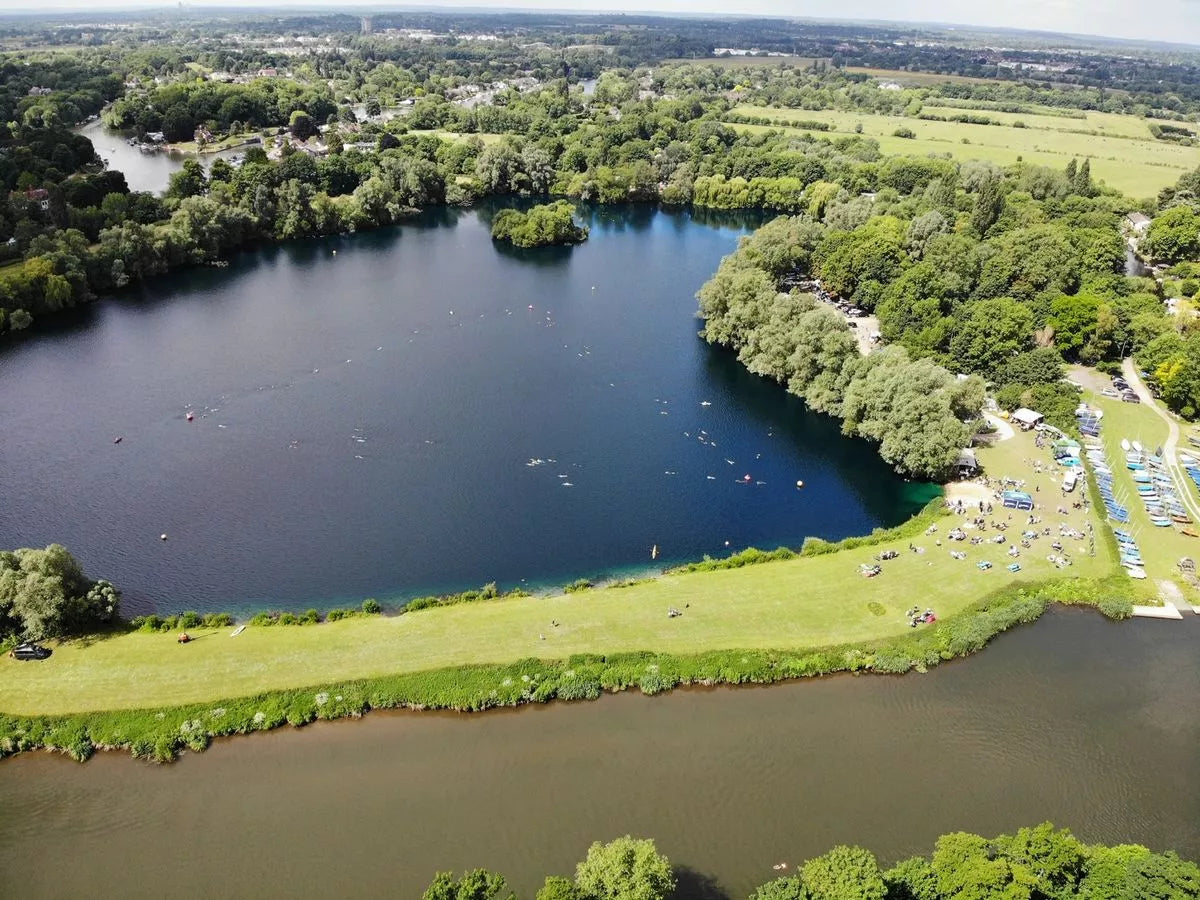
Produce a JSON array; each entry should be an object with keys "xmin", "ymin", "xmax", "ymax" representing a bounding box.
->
[{"xmin": 1, "ymin": 608, "xmax": 1197, "ymax": 898}]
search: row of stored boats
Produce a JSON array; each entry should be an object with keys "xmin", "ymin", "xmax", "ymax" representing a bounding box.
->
[{"xmin": 1086, "ymin": 438, "xmax": 1145, "ymax": 579}]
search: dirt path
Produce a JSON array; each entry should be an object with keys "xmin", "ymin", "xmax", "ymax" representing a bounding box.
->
[{"xmin": 1122, "ymin": 358, "xmax": 1200, "ymax": 524}]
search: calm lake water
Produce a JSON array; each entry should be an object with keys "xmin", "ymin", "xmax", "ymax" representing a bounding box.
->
[
  {"xmin": 75, "ymin": 118, "xmax": 243, "ymax": 194},
  {"xmin": 0, "ymin": 205, "xmax": 933, "ymax": 615},
  {"xmin": 1, "ymin": 609, "xmax": 1196, "ymax": 898}
]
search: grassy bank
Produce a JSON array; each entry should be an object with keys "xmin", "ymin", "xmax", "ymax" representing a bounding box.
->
[{"xmin": 0, "ymin": 575, "xmax": 1135, "ymax": 762}]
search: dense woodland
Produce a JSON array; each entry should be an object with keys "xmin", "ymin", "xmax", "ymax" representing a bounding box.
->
[{"xmin": 425, "ymin": 825, "xmax": 1200, "ymax": 900}]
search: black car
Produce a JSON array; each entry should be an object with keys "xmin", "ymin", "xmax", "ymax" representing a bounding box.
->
[
  {"xmin": 1121, "ymin": 393, "xmax": 1141, "ymax": 404},
  {"xmin": 10, "ymin": 642, "xmax": 51, "ymax": 661}
]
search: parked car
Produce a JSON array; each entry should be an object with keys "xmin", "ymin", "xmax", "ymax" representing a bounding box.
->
[
  {"xmin": 1101, "ymin": 389, "xmax": 1119, "ymax": 398},
  {"xmin": 1122, "ymin": 393, "xmax": 1141, "ymax": 404},
  {"xmin": 9, "ymin": 641, "xmax": 51, "ymax": 661}
]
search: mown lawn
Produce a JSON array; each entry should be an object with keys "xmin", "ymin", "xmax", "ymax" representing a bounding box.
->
[
  {"xmin": 1086, "ymin": 390, "xmax": 1199, "ymax": 590},
  {"xmin": 728, "ymin": 105, "xmax": 1200, "ymax": 197},
  {"xmin": 0, "ymin": 429, "xmax": 1115, "ymax": 716}
]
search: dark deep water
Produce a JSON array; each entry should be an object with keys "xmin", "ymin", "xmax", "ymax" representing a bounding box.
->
[
  {"xmin": 1, "ymin": 609, "xmax": 1197, "ymax": 898},
  {"xmin": 0, "ymin": 206, "xmax": 935, "ymax": 615}
]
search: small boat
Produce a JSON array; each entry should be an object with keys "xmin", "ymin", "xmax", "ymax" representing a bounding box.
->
[
  {"xmin": 1181, "ymin": 528, "xmax": 1198, "ymax": 538},
  {"xmin": 1125, "ymin": 566, "xmax": 1147, "ymax": 580},
  {"xmin": 230, "ymin": 625, "xmax": 246, "ymax": 637},
  {"xmin": 651, "ymin": 544, "xmax": 659, "ymax": 560},
  {"xmin": 1121, "ymin": 439, "xmax": 1131, "ymax": 451},
  {"xmin": 1133, "ymin": 441, "xmax": 1144, "ymax": 453},
  {"xmin": 113, "ymin": 436, "xmax": 123, "ymax": 444},
  {"xmin": 186, "ymin": 411, "xmax": 194, "ymax": 422}
]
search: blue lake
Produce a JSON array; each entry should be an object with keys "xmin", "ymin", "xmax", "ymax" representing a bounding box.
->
[{"xmin": 0, "ymin": 205, "xmax": 935, "ymax": 614}]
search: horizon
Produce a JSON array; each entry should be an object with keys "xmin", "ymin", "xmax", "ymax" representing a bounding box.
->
[{"xmin": 0, "ymin": 1, "xmax": 1198, "ymax": 51}]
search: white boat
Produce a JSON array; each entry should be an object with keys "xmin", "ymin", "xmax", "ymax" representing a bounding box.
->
[
  {"xmin": 1120, "ymin": 439, "xmax": 1131, "ymax": 451},
  {"xmin": 1125, "ymin": 566, "xmax": 1147, "ymax": 580},
  {"xmin": 1133, "ymin": 441, "xmax": 1144, "ymax": 453}
]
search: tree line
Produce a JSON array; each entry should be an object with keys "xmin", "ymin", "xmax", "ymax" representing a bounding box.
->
[
  {"xmin": 423, "ymin": 824, "xmax": 1199, "ymax": 900},
  {"xmin": 697, "ymin": 216, "xmax": 984, "ymax": 480}
]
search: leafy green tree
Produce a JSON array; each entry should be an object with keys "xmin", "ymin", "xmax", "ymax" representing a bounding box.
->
[
  {"xmin": 947, "ymin": 297, "xmax": 1034, "ymax": 376},
  {"xmin": 288, "ymin": 110, "xmax": 317, "ymax": 141},
  {"xmin": 800, "ymin": 845, "xmax": 886, "ymax": 900},
  {"xmin": 882, "ymin": 857, "xmax": 939, "ymax": 900},
  {"xmin": 422, "ymin": 869, "xmax": 511, "ymax": 900},
  {"xmin": 166, "ymin": 159, "xmax": 208, "ymax": 200},
  {"xmin": 535, "ymin": 876, "xmax": 582, "ymax": 900},
  {"xmin": 749, "ymin": 875, "xmax": 811, "ymax": 899},
  {"xmin": 0, "ymin": 544, "xmax": 119, "ymax": 640},
  {"xmin": 574, "ymin": 836, "xmax": 676, "ymax": 900},
  {"xmin": 1049, "ymin": 293, "xmax": 1102, "ymax": 359},
  {"xmin": 1143, "ymin": 205, "xmax": 1200, "ymax": 262}
]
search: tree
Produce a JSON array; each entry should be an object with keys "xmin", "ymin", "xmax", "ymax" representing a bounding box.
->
[
  {"xmin": 947, "ymin": 297, "xmax": 1035, "ymax": 376},
  {"xmin": 970, "ymin": 174, "xmax": 1005, "ymax": 236},
  {"xmin": 365, "ymin": 97, "xmax": 382, "ymax": 118},
  {"xmin": 475, "ymin": 143, "xmax": 522, "ymax": 194},
  {"xmin": 422, "ymin": 870, "xmax": 511, "ymax": 900},
  {"xmin": 536, "ymin": 877, "xmax": 582, "ymax": 900},
  {"xmin": 574, "ymin": 837, "xmax": 676, "ymax": 900},
  {"xmin": 289, "ymin": 110, "xmax": 317, "ymax": 141},
  {"xmin": 0, "ymin": 544, "xmax": 119, "ymax": 640},
  {"xmin": 166, "ymin": 159, "xmax": 208, "ymax": 200},
  {"xmin": 749, "ymin": 876, "xmax": 811, "ymax": 900},
  {"xmin": 800, "ymin": 846, "xmax": 886, "ymax": 900}
]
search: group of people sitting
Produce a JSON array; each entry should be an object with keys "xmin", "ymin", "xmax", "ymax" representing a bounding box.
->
[{"xmin": 906, "ymin": 607, "xmax": 936, "ymax": 628}]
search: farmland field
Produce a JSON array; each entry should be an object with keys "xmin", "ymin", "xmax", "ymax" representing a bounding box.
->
[{"xmin": 729, "ymin": 104, "xmax": 1200, "ymax": 196}]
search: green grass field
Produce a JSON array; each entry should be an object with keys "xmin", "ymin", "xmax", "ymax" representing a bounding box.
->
[
  {"xmin": 1084, "ymin": 390, "xmax": 1199, "ymax": 590},
  {"xmin": 729, "ymin": 104, "xmax": 1200, "ymax": 197},
  {"xmin": 0, "ymin": 429, "xmax": 1116, "ymax": 717},
  {"xmin": 843, "ymin": 67, "xmax": 1007, "ymax": 86},
  {"xmin": 662, "ymin": 56, "xmax": 823, "ymax": 69}
]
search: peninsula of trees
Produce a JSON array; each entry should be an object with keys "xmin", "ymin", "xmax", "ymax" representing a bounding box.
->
[{"xmin": 490, "ymin": 201, "xmax": 588, "ymax": 248}]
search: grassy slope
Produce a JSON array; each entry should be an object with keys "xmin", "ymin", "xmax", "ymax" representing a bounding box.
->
[
  {"xmin": 0, "ymin": 431, "xmax": 1116, "ymax": 716},
  {"xmin": 729, "ymin": 105, "xmax": 1200, "ymax": 197}
]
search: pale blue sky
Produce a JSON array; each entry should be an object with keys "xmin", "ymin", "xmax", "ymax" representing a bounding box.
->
[{"xmin": 7, "ymin": 0, "xmax": 1200, "ymax": 47}]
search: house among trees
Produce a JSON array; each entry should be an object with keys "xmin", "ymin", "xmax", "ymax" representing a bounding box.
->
[
  {"xmin": 1011, "ymin": 408, "xmax": 1045, "ymax": 431},
  {"xmin": 24, "ymin": 187, "xmax": 50, "ymax": 210},
  {"xmin": 1124, "ymin": 212, "xmax": 1152, "ymax": 235}
]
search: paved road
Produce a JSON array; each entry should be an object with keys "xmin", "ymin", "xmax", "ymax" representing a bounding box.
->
[{"xmin": 1122, "ymin": 358, "xmax": 1200, "ymax": 524}]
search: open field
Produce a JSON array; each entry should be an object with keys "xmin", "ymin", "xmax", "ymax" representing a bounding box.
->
[
  {"xmin": 662, "ymin": 56, "xmax": 823, "ymax": 68},
  {"xmin": 844, "ymin": 67, "xmax": 1008, "ymax": 86},
  {"xmin": 0, "ymin": 428, "xmax": 1116, "ymax": 717},
  {"xmin": 729, "ymin": 104, "xmax": 1200, "ymax": 197}
]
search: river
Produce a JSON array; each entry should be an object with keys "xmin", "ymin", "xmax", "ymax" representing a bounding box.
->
[
  {"xmin": 0, "ymin": 205, "xmax": 934, "ymax": 615},
  {"xmin": 74, "ymin": 118, "xmax": 244, "ymax": 194},
  {"xmin": 1, "ymin": 608, "xmax": 1196, "ymax": 897}
]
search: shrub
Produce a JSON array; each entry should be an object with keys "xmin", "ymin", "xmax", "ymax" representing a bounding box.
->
[
  {"xmin": 301, "ymin": 608, "xmax": 321, "ymax": 625},
  {"xmin": 178, "ymin": 611, "xmax": 202, "ymax": 629},
  {"xmin": 893, "ymin": 126, "xmax": 916, "ymax": 139},
  {"xmin": 326, "ymin": 608, "xmax": 351, "ymax": 621},
  {"xmin": 249, "ymin": 612, "xmax": 274, "ymax": 626},
  {"xmin": 201, "ymin": 612, "xmax": 233, "ymax": 628},
  {"xmin": 361, "ymin": 598, "xmax": 382, "ymax": 615},
  {"xmin": 564, "ymin": 579, "xmax": 593, "ymax": 593},
  {"xmin": 277, "ymin": 613, "xmax": 298, "ymax": 625}
]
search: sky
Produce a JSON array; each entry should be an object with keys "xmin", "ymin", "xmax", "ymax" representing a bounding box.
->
[{"xmin": 5, "ymin": 0, "xmax": 1200, "ymax": 47}]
